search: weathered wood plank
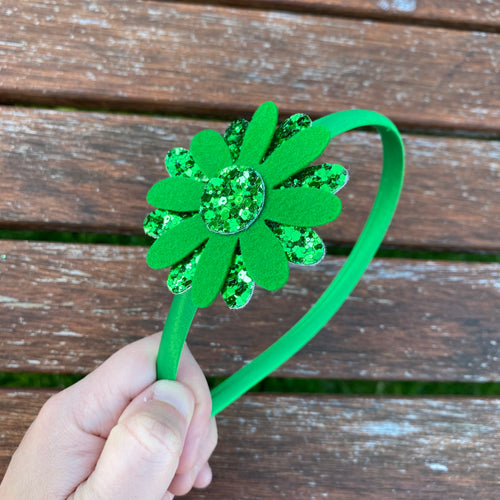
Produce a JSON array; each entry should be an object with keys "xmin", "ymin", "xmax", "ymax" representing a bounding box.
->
[
  {"xmin": 0, "ymin": 1, "xmax": 498, "ymax": 132},
  {"xmin": 202, "ymin": 0, "xmax": 500, "ymax": 31},
  {"xmin": 1, "ymin": 390, "xmax": 499, "ymax": 497},
  {"xmin": 1, "ymin": 107, "xmax": 498, "ymax": 252},
  {"xmin": 1, "ymin": 240, "xmax": 498, "ymax": 381}
]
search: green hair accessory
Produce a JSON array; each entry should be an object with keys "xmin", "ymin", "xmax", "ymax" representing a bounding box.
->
[{"xmin": 144, "ymin": 102, "xmax": 405, "ymax": 416}]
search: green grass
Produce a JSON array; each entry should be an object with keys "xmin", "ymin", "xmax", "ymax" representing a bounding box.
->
[
  {"xmin": 1, "ymin": 372, "xmax": 499, "ymax": 397},
  {"xmin": 0, "ymin": 372, "xmax": 85, "ymax": 389},
  {"xmin": 247, "ymin": 377, "xmax": 500, "ymax": 396}
]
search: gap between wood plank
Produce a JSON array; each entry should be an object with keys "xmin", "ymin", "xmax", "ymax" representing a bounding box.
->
[{"xmin": 1, "ymin": 371, "xmax": 499, "ymax": 396}]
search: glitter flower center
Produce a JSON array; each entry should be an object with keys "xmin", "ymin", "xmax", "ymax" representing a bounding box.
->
[{"xmin": 200, "ymin": 165, "xmax": 265, "ymax": 234}]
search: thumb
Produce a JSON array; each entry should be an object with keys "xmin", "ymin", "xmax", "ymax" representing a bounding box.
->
[{"xmin": 70, "ymin": 380, "xmax": 195, "ymax": 500}]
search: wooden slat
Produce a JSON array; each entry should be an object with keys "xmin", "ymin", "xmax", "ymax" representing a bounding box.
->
[
  {"xmin": 1, "ymin": 108, "xmax": 499, "ymax": 252},
  {"xmin": 1, "ymin": 240, "xmax": 498, "ymax": 382},
  {"xmin": 0, "ymin": 1, "xmax": 499, "ymax": 133},
  {"xmin": 203, "ymin": 0, "xmax": 500, "ymax": 31},
  {"xmin": 1, "ymin": 390, "xmax": 499, "ymax": 497}
]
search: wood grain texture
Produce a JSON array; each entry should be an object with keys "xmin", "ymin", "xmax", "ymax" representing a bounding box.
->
[
  {"xmin": 1, "ymin": 240, "xmax": 498, "ymax": 382},
  {"xmin": 1, "ymin": 390, "xmax": 499, "ymax": 497},
  {"xmin": 0, "ymin": 1, "xmax": 499, "ymax": 133},
  {"xmin": 1, "ymin": 107, "xmax": 499, "ymax": 252},
  {"xmin": 197, "ymin": 0, "xmax": 500, "ymax": 31}
]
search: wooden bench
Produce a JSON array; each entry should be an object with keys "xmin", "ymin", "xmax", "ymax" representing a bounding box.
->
[{"xmin": 1, "ymin": 0, "xmax": 499, "ymax": 497}]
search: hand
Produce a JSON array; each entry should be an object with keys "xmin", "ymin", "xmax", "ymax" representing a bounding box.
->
[{"xmin": 0, "ymin": 334, "xmax": 217, "ymax": 499}]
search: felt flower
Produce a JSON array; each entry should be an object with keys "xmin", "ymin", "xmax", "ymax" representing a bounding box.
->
[{"xmin": 144, "ymin": 102, "xmax": 348, "ymax": 309}]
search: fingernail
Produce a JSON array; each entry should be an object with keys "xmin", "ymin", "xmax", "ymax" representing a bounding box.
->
[{"xmin": 152, "ymin": 380, "xmax": 194, "ymax": 420}]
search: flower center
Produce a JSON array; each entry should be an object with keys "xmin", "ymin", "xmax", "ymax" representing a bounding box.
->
[{"xmin": 200, "ymin": 165, "xmax": 265, "ymax": 234}]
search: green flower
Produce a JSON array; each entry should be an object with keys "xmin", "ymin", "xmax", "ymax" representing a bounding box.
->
[{"xmin": 144, "ymin": 102, "xmax": 348, "ymax": 309}]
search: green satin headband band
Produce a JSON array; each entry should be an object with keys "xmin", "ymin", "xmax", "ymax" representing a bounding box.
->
[{"xmin": 144, "ymin": 103, "xmax": 405, "ymax": 416}]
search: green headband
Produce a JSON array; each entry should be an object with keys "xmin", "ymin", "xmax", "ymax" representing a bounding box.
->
[{"xmin": 144, "ymin": 102, "xmax": 405, "ymax": 416}]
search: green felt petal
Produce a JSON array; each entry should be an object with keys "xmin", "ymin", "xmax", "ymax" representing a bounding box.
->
[
  {"xmin": 143, "ymin": 209, "xmax": 185, "ymax": 239},
  {"xmin": 147, "ymin": 177, "xmax": 205, "ymax": 212},
  {"xmin": 190, "ymin": 129, "xmax": 232, "ymax": 179},
  {"xmin": 239, "ymin": 220, "xmax": 289, "ymax": 291},
  {"xmin": 237, "ymin": 101, "xmax": 278, "ymax": 167},
  {"xmin": 146, "ymin": 214, "xmax": 210, "ymax": 269},
  {"xmin": 165, "ymin": 147, "xmax": 207, "ymax": 181},
  {"xmin": 259, "ymin": 125, "xmax": 331, "ymax": 188},
  {"xmin": 167, "ymin": 246, "xmax": 203, "ymax": 294},
  {"xmin": 191, "ymin": 234, "xmax": 238, "ymax": 308},
  {"xmin": 221, "ymin": 253, "xmax": 255, "ymax": 309},
  {"xmin": 263, "ymin": 187, "xmax": 342, "ymax": 227},
  {"xmin": 280, "ymin": 163, "xmax": 349, "ymax": 194}
]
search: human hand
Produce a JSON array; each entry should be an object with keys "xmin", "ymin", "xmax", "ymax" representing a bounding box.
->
[{"xmin": 0, "ymin": 333, "xmax": 217, "ymax": 499}]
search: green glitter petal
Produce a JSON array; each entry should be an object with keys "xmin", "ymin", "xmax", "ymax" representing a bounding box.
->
[
  {"xmin": 221, "ymin": 252, "xmax": 255, "ymax": 309},
  {"xmin": 280, "ymin": 163, "xmax": 349, "ymax": 194},
  {"xmin": 264, "ymin": 113, "xmax": 312, "ymax": 161},
  {"xmin": 268, "ymin": 222, "xmax": 325, "ymax": 266},
  {"xmin": 165, "ymin": 147, "xmax": 208, "ymax": 181},
  {"xmin": 224, "ymin": 119, "xmax": 249, "ymax": 162},
  {"xmin": 143, "ymin": 209, "xmax": 185, "ymax": 239},
  {"xmin": 200, "ymin": 165, "xmax": 265, "ymax": 234},
  {"xmin": 167, "ymin": 246, "xmax": 203, "ymax": 294}
]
